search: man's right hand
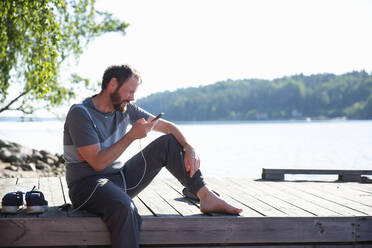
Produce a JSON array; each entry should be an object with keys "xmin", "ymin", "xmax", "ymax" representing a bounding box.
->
[{"xmin": 128, "ymin": 118, "xmax": 156, "ymax": 139}]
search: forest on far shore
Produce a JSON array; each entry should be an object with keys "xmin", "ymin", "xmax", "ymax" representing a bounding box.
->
[{"xmin": 136, "ymin": 70, "xmax": 372, "ymax": 121}]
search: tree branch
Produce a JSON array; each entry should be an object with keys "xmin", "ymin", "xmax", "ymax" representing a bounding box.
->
[{"xmin": 0, "ymin": 90, "xmax": 29, "ymax": 114}]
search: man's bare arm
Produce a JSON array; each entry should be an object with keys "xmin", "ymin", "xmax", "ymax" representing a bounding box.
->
[
  {"xmin": 78, "ymin": 118, "xmax": 154, "ymax": 171},
  {"xmin": 150, "ymin": 116, "xmax": 200, "ymax": 177}
]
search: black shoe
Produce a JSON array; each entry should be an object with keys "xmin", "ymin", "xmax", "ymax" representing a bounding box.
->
[
  {"xmin": 25, "ymin": 188, "xmax": 48, "ymax": 214},
  {"xmin": 1, "ymin": 191, "xmax": 24, "ymax": 214}
]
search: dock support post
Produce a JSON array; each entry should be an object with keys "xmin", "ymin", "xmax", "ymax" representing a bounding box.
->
[
  {"xmin": 338, "ymin": 174, "xmax": 362, "ymax": 182},
  {"xmin": 262, "ymin": 172, "xmax": 284, "ymax": 180}
]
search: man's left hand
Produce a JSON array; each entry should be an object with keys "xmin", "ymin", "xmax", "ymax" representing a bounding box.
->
[{"xmin": 184, "ymin": 145, "xmax": 200, "ymax": 178}]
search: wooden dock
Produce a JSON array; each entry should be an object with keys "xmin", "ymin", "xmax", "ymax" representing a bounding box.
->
[
  {"xmin": 1, "ymin": 176, "xmax": 372, "ymax": 247},
  {"xmin": 262, "ymin": 168, "xmax": 372, "ymax": 182}
]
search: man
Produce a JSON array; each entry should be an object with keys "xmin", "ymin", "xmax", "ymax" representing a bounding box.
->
[{"xmin": 63, "ymin": 65, "xmax": 242, "ymax": 248}]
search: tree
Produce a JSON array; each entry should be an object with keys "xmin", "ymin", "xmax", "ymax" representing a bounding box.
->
[{"xmin": 0, "ymin": 0, "xmax": 128, "ymax": 115}]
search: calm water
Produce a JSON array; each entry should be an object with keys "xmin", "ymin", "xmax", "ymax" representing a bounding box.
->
[{"xmin": 0, "ymin": 120, "xmax": 371, "ymax": 179}]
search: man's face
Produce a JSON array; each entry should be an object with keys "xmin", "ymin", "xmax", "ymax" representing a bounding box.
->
[{"xmin": 110, "ymin": 74, "xmax": 139, "ymax": 112}]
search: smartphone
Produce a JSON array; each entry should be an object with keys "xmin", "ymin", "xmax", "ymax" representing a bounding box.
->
[{"xmin": 151, "ymin": 112, "xmax": 164, "ymax": 122}]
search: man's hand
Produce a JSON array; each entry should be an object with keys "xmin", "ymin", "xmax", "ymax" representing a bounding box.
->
[
  {"xmin": 184, "ymin": 144, "xmax": 200, "ymax": 178},
  {"xmin": 128, "ymin": 118, "xmax": 156, "ymax": 139},
  {"xmin": 77, "ymin": 118, "xmax": 156, "ymax": 172}
]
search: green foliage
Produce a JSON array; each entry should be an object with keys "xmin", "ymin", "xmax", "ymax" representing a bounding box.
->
[
  {"xmin": 0, "ymin": 0, "xmax": 128, "ymax": 114},
  {"xmin": 136, "ymin": 71, "xmax": 372, "ymax": 121}
]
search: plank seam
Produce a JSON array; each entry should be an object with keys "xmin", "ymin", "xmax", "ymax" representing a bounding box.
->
[
  {"xmin": 235, "ymin": 179, "xmax": 318, "ymax": 217},
  {"xmin": 137, "ymin": 196, "xmax": 157, "ymax": 217},
  {"xmin": 288, "ymin": 185, "xmax": 370, "ymax": 216},
  {"xmin": 263, "ymin": 182, "xmax": 355, "ymax": 216},
  {"xmin": 58, "ymin": 176, "xmax": 67, "ymax": 204}
]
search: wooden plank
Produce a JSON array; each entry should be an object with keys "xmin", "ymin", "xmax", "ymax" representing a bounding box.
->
[
  {"xmin": 0, "ymin": 178, "xmax": 18, "ymax": 212},
  {"xmin": 204, "ymin": 178, "xmax": 287, "ymax": 217},
  {"xmin": 164, "ymin": 178, "xmax": 264, "ymax": 217},
  {"xmin": 0, "ymin": 177, "xmax": 17, "ymax": 197},
  {"xmin": 262, "ymin": 169, "xmax": 372, "ymax": 182},
  {"xmin": 273, "ymin": 181, "xmax": 371, "ymax": 216},
  {"xmin": 163, "ymin": 177, "xmax": 200, "ymax": 208},
  {"xmin": 307, "ymin": 182, "xmax": 372, "ymax": 208},
  {"xmin": 39, "ymin": 177, "xmax": 65, "ymax": 207},
  {"xmin": 349, "ymin": 183, "xmax": 372, "ymax": 195},
  {"xmin": 239, "ymin": 179, "xmax": 336, "ymax": 217},
  {"xmin": 231, "ymin": 179, "xmax": 342, "ymax": 217},
  {"xmin": 205, "ymin": 178, "xmax": 280, "ymax": 217},
  {"xmin": 59, "ymin": 176, "xmax": 71, "ymax": 205},
  {"xmin": 2, "ymin": 216, "xmax": 371, "ymax": 246},
  {"xmin": 144, "ymin": 245, "xmax": 372, "ymax": 248},
  {"xmin": 16, "ymin": 177, "xmax": 39, "ymax": 192},
  {"xmin": 0, "ymin": 216, "xmax": 110, "ymax": 246},
  {"xmin": 212, "ymin": 178, "xmax": 313, "ymax": 217},
  {"xmin": 152, "ymin": 178, "xmax": 202, "ymax": 216},
  {"xmin": 260, "ymin": 181, "xmax": 367, "ymax": 216},
  {"xmin": 263, "ymin": 168, "xmax": 372, "ymax": 175},
  {"xmin": 132, "ymin": 196, "xmax": 154, "ymax": 216},
  {"xmin": 286, "ymin": 182, "xmax": 372, "ymax": 215},
  {"xmin": 205, "ymin": 178, "xmax": 264, "ymax": 217},
  {"xmin": 247, "ymin": 179, "xmax": 372, "ymax": 215},
  {"xmin": 143, "ymin": 216, "xmax": 372, "ymax": 245},
  {"xmin": 137, "ymin": 182, "xmax": 180, "ymax": 216}
]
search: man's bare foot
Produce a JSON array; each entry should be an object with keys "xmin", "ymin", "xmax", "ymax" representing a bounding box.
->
[{"xmin": 197, "ymin": 186, "xmax": 243, "ymax": 215}]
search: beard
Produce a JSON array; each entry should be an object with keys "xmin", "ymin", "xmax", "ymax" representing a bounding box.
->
[{"xmin": 110, "ymin": 91, "xmax": 130, "ymax": 112}]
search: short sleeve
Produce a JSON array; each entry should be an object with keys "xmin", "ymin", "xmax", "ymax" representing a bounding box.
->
[
  {"xmin": 66, "ymin": 106, "xmax": 100, "ymax": 147},
  {"xmin": 127, "ymin": 104, "xmax": 150, "ymax": 124}
]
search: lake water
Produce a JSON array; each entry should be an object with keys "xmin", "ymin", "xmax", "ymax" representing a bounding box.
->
[{"xmin": 0, "ymin": 120, "xmax": 371, "ymax": 179}]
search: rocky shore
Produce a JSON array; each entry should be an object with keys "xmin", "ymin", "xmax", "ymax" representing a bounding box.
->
[{"xmin": 0, "ymin": 139, "xmax": 65, "ymax": 178}]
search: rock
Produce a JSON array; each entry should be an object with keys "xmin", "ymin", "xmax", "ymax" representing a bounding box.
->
[
  {"xmin": 57, "ymin": 154, "xmax": 65, "ymax": 164},
  {"xmin": 47, "ymin": 154, "xmax": 59, "ymax": 162},
  {"xmin": 44, "ymin": 157, "xmax": 54, "ymax": 165},
  {"xmin": 0, "ymin": 148, "xmax": 18, "ymax": 163},
  {"xmin": 55, "ymin": 162, "xmax": 64, "ymax": 168},
  {"xmin": 39, "ymin": 150, "xmax": 50, "ymax": 157},
  {"xmin": 0, "ymin": 139, "xmax": 11, "ymax": 148},
  {"xmin": 5, "ymin": 165, "xmax": 18, "ymax": 171},
  {"xmin": 21, "ymin": 162, "xmax": 36, "ymax": 171},
  {"xmin": 0, "ymin": 140, "xmax": 66, "ymax": 177},
  {"xmin": 40, "ymin": 150, "xmax": 59, "ymax": 165},
  {"xmin": 32, "ymin": 151, "xmax": 44, "ymax": 161},
  {"xmin": 1, "ymin": 171, "xmax": 17, "ymax": 178},
  {"xmin": 36, "ymin": 161, "xmax": 49, "ymax": 170},
  {"xmin": 10, "ymin": 142, "xmax": 21, "ymax": 148},
  {"xmin": 18, "ymin": 146, "xmax": 33, "ymax": 159}
]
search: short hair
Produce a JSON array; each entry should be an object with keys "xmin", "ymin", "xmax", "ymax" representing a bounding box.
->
[{"xmin": 101, "ymin": 65, "xmax": 141, "ymax": 91}]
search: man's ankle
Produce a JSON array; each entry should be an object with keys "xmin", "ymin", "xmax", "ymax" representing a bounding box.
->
[{"xmin": 196, "ymin": 186, "xmax": 211, "ymax": 201}]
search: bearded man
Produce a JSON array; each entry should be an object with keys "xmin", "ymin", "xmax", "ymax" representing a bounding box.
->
[{"xmin": 63, "ymin": 64, "xmax": 242, "ymax": 248}]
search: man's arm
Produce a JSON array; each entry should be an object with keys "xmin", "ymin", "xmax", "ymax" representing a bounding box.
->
[
  {"xmin": 149, "ymin": 115, "xmax": 200, "ymax": 177},
  {"xmin": 78, "ymin": 119, "xmax": 154, "ymax": 171}
]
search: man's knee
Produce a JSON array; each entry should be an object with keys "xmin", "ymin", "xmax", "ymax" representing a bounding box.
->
[
  {"xmin": 104, "ymin": 198, "xmax": 140, "ymax": 222},
  {"xmin": 160, "ymin": 134, "xmax": 181, "ymax": 148},
  {"xmin": 109, "ymin": 197, "xmax": 133, "ymax": 214}
]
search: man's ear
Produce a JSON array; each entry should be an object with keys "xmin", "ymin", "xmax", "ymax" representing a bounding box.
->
[{"xmin": 107, "ymin": 78, "xmax": 118, "ymax": 93}]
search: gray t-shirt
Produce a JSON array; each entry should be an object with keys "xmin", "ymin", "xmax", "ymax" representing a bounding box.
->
[{"xmin": 63, "ymin": 96, "xmax": 150, "ymax": 187}]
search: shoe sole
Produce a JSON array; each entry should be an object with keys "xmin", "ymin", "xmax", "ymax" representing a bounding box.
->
[
  {"xmin": 26, "ymin": 205, "xmax": 48, "ymax": 214},
  {"xmin": 1, "ymin": 206, "xmax": 22, "ymax": 214}
]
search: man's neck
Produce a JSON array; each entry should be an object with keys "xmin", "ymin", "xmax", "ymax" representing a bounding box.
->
[{"xmin": 92, "ymin": 93, "xmax": 114, "ymax": 113}]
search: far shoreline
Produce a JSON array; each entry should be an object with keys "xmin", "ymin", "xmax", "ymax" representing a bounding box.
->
[{"xmin": 1, "ymin": 116, "xmax": 372, "ymax": 125}]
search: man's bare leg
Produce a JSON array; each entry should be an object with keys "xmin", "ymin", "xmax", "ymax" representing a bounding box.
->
[{"xmin": 197, "ymin": 186, "xmax": 243, "ymax": 214}]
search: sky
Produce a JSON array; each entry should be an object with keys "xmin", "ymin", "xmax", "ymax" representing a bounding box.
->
[
  {"xmin": 71, "ymin": 0, "xmax": 372, "ymax": 101},
  {"xmin": 6, "ymin": 0, "xmax": 368, "ymax": 117}
]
